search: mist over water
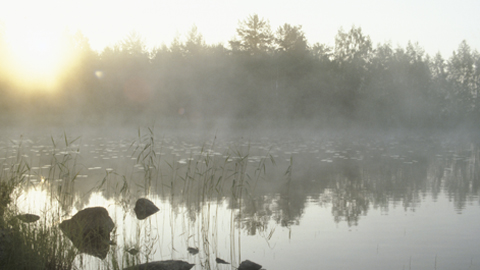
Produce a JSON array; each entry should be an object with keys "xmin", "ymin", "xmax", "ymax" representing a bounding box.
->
[
  {"xmin": 2, "ymin": 127, "xmax": 479, "ymax": 270},
  {"xmin": 1, "ymin": 14, "xmax": 480, "ymax": 270}
]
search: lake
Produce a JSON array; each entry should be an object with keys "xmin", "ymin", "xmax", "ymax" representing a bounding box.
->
[{"xmin": 2, "ymin": 127, "xmax": 479, "ymax": 270}]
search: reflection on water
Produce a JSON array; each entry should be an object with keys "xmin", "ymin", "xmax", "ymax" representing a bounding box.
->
[{"xmin": 2, "ymin": 131, "xmax": 480, "ymax": 269}]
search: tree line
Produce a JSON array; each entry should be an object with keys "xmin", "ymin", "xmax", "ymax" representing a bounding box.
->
[{"xmin": 1, "ymin": 14, "xmax": 479, "ymax": 131}]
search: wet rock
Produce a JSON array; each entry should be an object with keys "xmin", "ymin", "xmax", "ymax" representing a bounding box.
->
[
  {"xmin": 16, "ymin": 214, "xmax": 40, "ymax": 223},
  {"xmin": 134, "ymin": 198, "xmax": 159, "ymax": 220},
  {"xmin": 187, "ymin": 247, "xmax": 199, "ymax": 255},
  {"xmin": 215, "ymin": 257, "xmax": 230, "ymax": 264},
  {"xmin": 59, "ymin": 207, "xmax": 114, "ymax": 259},
  {"xmin": 123, "ymin": 260, "xmax": 194, "ymax": 270},
  {"xmin": 238, "ymin": 260, "xmax": 262, "ymax": 270},
  {"xmin": 126, "ymin": 247, "xmax": 140, "ymax": 255},
  {"xmin": 0, "ymin": 229, "xmax": 11, "ymax": 262}
]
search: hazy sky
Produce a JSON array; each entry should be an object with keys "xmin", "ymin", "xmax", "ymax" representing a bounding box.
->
[{"xmin": 2, "ymin": 0, "xmax": 480, "ymax": 57}]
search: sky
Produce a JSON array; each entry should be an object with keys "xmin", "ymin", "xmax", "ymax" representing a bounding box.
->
[{"xmin": 1, "ymin": 0, "xmax": 480, "ymax": 57}]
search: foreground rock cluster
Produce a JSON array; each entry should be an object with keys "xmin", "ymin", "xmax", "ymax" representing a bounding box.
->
[
  {"xmin": 9, "ymin": 197, "xmax": 264, "ymax": 269},
  {"xmin": 59, "ymin": 198, "xmax": 160, "ymax": 259}
]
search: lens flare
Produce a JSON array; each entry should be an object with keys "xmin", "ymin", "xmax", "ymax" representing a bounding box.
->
[{"xmin": 3, "ymin": 25, "xmax": 76, "ymax": 93}]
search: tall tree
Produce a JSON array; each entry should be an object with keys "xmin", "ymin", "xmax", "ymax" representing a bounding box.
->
[
  {"xmin": 447, "ymin": 40, "xmax": 478, "ymax": 117},
  {"xmin": 334, "ymin": 26, "xmax": 373, "ymax": 67},
  {"xmin": 121, "ymin": 31, "xmax": 147, "ymax": 57},
  {"xmin": 311, "ymin": 43, "xmax": 333, "ymax": 62},
  {"xmin": 429, "ymin": 52, "xmax": 453, "ymax": 123},
  {"xmin": 183, "ymin": 25, "xmax": 206, "ymax": 56},
  {"xmin": 275, "ymin": 24, "xmax": 308, "ymax": 53},
  {"xmin": 229, "ymin": 14, "xmax": 273, "ymax": 54},
  {"xmin": 333, "ymin": 26, "xmax": 373, "ymax": 120}
]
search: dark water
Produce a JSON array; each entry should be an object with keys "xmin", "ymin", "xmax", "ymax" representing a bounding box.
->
[{"xmin": 3, "ymin": 129, "xmax": 480, "ymax": 269}]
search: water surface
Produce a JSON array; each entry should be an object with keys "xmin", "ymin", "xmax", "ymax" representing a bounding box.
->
[{"xmin": 3, "ymin": 129, "xmax": 479, "ymax": 269}]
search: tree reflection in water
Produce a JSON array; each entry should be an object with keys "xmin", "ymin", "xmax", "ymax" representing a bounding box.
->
[{"xmin": 6, "ymin": 133, "xmax": 480, "ymax": 269}]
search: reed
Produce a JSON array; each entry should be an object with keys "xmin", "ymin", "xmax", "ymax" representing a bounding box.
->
[
  {"xmin": 0, "ymin": 135, "xmax": 78, "ymax": 270},
  {"xmin": 0, "ymin": 128, "xmax": 276, "ymax": 270}
]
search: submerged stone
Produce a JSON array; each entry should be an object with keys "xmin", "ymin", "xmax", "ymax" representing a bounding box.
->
[
  {"xmin": 123, "ymin": 260, "xmax": 194, "ymax": 270},
  {"xmin": 59, "ymin": 206, "xmax": 114, "ymax": 259},
  {"xmin": 238, "ymin": 260, "xmax": 263, "ymax": 270},
  {"xmin": 134, "ymin": 198, "xmax": 159, "ymax": 220},
  {"xmin": 16, "ymin": 214, "xmax": 40, "ymax": 223}
]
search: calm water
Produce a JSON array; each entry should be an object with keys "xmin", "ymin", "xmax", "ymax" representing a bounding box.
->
[{"xmin": 2, "ymin": 128, "xmax": 480, "ymax": 270}]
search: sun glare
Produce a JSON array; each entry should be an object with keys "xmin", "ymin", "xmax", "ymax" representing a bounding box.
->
[{"xmin": 4, "ymin": 26, "xmax": 74, "ymax": 92}]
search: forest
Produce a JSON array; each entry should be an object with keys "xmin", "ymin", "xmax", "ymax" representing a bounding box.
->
[{"xmin": 0, "ymin": 14, "xmax": 479, "ymax": 132}]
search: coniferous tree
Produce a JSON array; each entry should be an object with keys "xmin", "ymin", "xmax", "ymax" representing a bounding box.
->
[
  {"xmin": 229, "ymin": 14, "xmax": 274, "ymax": 55},
  {"xmin": 448, "ymin": 40, "xmax": 478, "ymax": 119}
]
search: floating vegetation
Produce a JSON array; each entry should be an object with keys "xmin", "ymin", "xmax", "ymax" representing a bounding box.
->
[{"xmin": 1, "ymin": 130, "xmax": 480, "ymax": 270}]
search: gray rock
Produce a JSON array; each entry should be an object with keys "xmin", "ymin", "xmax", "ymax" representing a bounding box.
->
[
  {"xmin": 134, "ymin": 198, "xmax": 159, "ymax": 220},
  {"xmin": 59, "ymin": 207, "xmax": 114, "ymax": 259},
  {"xmin": 216, "ymin": 257, "xmax": 229, "ymax": 264},
  {"xmin": 16, "ymin": 214, "xmax": 40, "ymax": 223},
  {"xmin": 238, "ymin": 260, "xmax": 263, "ymax": 270},
  {"xmin": 126, "ymin": 247, "xmax": 140, "ymax": 255},
  {"xmin": 123, "ymin": 260, "xmax": 194, "ymax": 270},
  {"xmin": 0, "ymin": 229, "xmax": 11, "ymax": 262},
  {"xmin": 187, "ymin": 247, "xmax": 198, "ymax": 255}
]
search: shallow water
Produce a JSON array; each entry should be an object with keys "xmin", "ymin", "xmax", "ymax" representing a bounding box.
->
[{"xmin": 3, "ymin": 129, "xmax": 480, "ymax": 270}]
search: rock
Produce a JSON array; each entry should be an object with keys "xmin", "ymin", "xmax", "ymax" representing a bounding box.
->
[
  {"xmin": 123, "ymin": 260, "xmax": 194, "ymax": 270},
  {"xmin": 238, "ymin": 260, "xmax": 262, "ymax": 270},
  {"xmin": 0, "ymin": 229, "xmax": 11, "ymax": 262},
  {"xmin": 59, "ymin": 207, "xmax": 114, "ymax": 259},
  {"xmin": 187, "ymin": 247, "xmax": 199, "ymax": 255},
  {"xmin": 126, "ymin": 247, "xmax": 140, "ymax": 256},
  {"xmin": 215, "ymin": 257, "xmax": 230, "ymax": 264},
  {"xmin": 134, "ymin": 198, "xmax": 159, "ymax": 220},
  {"xmin": 16, "ymin": 214, "xmax": 40, "ymax": 223}
]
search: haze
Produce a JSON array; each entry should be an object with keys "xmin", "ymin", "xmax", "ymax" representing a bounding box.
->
[
  {"xmin": 1, "ymin": 0, "xmax": 479, "ymax": 56},
  {"xmin": 1, "ymin": 3, "xmax": 480, "ymax": 270},
  {"xmin": 1, "ymin": 1, "xmax": 480, "ymax": 138}
]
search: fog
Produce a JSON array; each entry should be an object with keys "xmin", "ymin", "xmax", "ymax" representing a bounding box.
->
[
  {"xmin": 0, "ymin": 15, "xmax": 479, "ymax": 138},
  {"xmin": 2, "ymin": 14, "xmax": 480, "ymax": 270}
]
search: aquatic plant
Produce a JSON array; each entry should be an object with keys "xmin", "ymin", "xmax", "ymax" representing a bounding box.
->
[
  {"xmin": 0, "ymin": 136, "xmax": 77, "ymax": 270},
  {"xmin": 0, "ymin": 129, "xmax": 278, "ymax": 270}
]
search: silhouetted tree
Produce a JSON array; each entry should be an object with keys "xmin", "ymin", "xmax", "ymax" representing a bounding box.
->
[
  {"xmin": 311, "ymin": 43, "xmax": 333, "ymax": 61},
  {"xmin": 448, "ymin": 40, "xmax": 479, "ymax": 121},
  {"xmin": 121, "ymin": 31, "xmax": 147, "ymax": 57},
  {"xmin": 333, "ymin": 26, "xmax": 373, "ymax": 120},
  {"xmin": 334, "ymin": 26, "xmax": 373, "ymax": 68},
  {"xmin": 229, "ymin": 14, "xmax": 273, "ymax": 54},
  {"xmin": 183, "ymin": 25, "xmax": 206, "ymax": 56},
  {"xmin": 1, "ymin": 15, "xmax": 479, "ymax": 130},
  {"xmin": 275, "ymin": 24, "xmax": 308, "ymax": 53}
]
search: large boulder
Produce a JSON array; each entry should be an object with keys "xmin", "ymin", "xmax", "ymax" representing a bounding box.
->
[
  {"xmin": 59, "ymin": 207, "xmax": 114, "ymax": 259},
  {"xmin": 123, "ymin": 260, "xmax": 194, "ymax": 270},
  {"xmin": 134, "ymin": 198, "xmax": 159, "ymax": 220},
  {"xmin": 0, "ymin": 229, "xmax": 11, "ymax": 262}
]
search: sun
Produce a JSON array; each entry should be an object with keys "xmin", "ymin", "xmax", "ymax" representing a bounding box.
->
[{"xmin": 4, "ymin": 25, "xmax": 74, "ymax": 92}]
